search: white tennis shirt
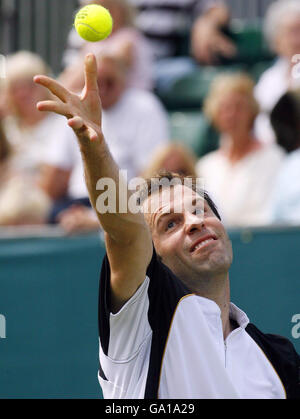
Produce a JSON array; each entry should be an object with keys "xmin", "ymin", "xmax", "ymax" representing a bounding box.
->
[{"xmin": 98, "ymin": 250, "xmax": 286, "ymax": 399}]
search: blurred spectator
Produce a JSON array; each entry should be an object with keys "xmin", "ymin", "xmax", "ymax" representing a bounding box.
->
[
  {"xmin": 41, "ymin": 54, "xmax": 170, "ymax": 225},
  {"xmin": 57, "ymin": 205, "xmax": 100, "ymax": 235},
  {"xmin": 3, "ymin": 51, "xmax": 53, "ymax": 172},
  {"xmin": 128, "ymin": 0, "xmax": 235, "ymax": 92},
  {"xmin": 0, "ymin": 51, "xmax": 70, "ymax": 225},
  {"xmin": 196, "ymin": 72, "xmax": 285, "ymax": 227},
  {"xmin": 270, "ymin": 89, "xmax": 300, "ymax": 224},
  {"xmin": 130, "ymin": 0, "xmax": 234, "ymax": 62},
  {"xmin": 61, "ymin": 0, "xmax": 154, "ymax": 91},
  {"xmin": 254, "ymin": 0, "xmax": 300, "ymax": 144},
  {"xmin": 0, "ymin": 119, "xmax": 12, "ymax": 189},
  {"xmin": 142, "ymin": 142, "xmax": 197, "ymax": 178}
]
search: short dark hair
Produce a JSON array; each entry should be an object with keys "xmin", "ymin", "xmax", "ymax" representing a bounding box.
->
[
  {"xmin": 138, "ymin": 170, "xmax": 221, "ymax": 220},
  {"xmin": 0, "ymin": 122, "xmax": 11, "ymax": 163},
  {"xmin": 270, "ymin": 90, "xmax": 300, "ymax": 153}
]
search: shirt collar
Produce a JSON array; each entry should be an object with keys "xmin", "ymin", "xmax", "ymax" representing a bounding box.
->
[
  {"xmin": 195, "ymin": 295, "xmax": 250, "ymax": 329},
  {"xmin": 229, "ymin": 302, "xmax": 249, "ymax": 329}
]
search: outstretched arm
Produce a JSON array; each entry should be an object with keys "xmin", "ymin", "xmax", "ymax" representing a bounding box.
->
[
  {"xmin": 34, "ymin": 54, "xmax": 152, "ymax": 312},
  {"xmin": 191, "ymin": 4, "xmax": 236, "ymax": 64}
]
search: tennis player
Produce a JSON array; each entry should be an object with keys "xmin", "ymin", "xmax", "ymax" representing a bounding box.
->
[{"xmin": 34, "ymin": 54, "xmax": 300, "ymax": 399}]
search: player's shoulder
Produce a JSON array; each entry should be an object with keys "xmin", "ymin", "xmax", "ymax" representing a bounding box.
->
[
  {"xmin": 283, "ymin": 149, "xmax": 300, "ymax": 170},
  {"xmin": 246, "ymin": 323, "xmax": 300, "ymax": 399},
  {"xmin": 245, "ymin": 322, "xmax": 300, "ymax": 377},
  {"xmin": 246, "ymin": 323, "xmax": 298, "ymax": 356},
  {"xmin": 260, "ymin": 143, "xmax": 285, "ymax": 158}
]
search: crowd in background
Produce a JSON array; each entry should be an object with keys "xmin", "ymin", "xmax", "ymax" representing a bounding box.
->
[{"xmin": 0, "ymin": 0, "xmax": 300, "ymax": 234}]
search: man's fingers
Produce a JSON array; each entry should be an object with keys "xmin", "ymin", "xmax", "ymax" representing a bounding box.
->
[
  {"xmin": 215, "ymin": 35, "xmax": 237, "ymax": 57},
  {"xmin": 196, "ymin": 44, "xmax": 214, "ymax": 64},
  {"xmin": 34, "ymin": 75, "xmax": 70, "ymax": 103},
  {"xmin": 67, "ymin": 116, "xmax": 100, "ymax": 142},
  {"xmin": 84, "ymin": 54, "xmax": 99, "ymax": 92},
  {"xmin": 68, "ymin": 116, "xmax": 86, "ymax": 130},
  {"xmin": 37, "ymin": 100, "xmax": 70, "ymax": 116}
]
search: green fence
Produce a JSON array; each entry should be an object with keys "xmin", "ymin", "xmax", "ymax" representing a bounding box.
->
[
  {"xmin": 0, "ymin": 227, "xmax": 299, "ymax": 398},
  {"xmin": 0, "ymin": 0, "xmax": 79, "ymax": 74}
]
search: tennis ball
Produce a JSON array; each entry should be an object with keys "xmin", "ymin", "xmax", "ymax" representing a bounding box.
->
[{"xmin": 74, "ymin": 4, "xmax": 113, "ymax": 42}]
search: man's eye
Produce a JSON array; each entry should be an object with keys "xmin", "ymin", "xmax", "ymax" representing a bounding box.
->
[
  {"xmin": 193, "ymin": 207, "xmax": 204, "ymax": 215},
  {"xmin": 166, "ymin": 220, "xmax": 176, "ymax": 230}
]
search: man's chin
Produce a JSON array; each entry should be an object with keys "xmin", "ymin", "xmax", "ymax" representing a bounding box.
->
[{"xmin": 192, "ymin": 257, "xmax": 232, "ymax": 278}]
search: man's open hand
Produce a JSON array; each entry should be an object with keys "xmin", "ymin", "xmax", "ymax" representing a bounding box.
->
[
  {"xmin": 191, "ymin": 19, "xmax": 236, "ymax": 64},
  {"xmin": 34, "ymin": 54, "xmax": 102, "ymax": 142}
]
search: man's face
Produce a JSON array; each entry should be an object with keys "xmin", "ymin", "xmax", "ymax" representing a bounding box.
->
[{"xmin": 143, "ymin": 185, "xmax": 233, "ymax": 288}]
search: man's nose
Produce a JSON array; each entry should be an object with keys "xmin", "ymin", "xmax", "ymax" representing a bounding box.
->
[{"xmin": 184, "ymin": 212, "xmax": 204, "ymax": 234}]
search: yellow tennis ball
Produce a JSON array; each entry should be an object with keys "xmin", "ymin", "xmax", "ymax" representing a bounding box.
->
[{"xmin": 74, "ymin": 4, "xmax": 113, "ymax": 42}]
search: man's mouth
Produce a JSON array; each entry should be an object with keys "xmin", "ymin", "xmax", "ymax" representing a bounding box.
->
[{"xmin": 190, "ymin": 235, "xmax": 217, "ymax": 253}]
